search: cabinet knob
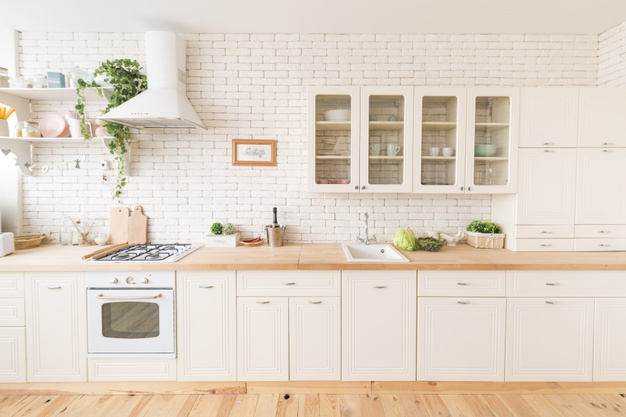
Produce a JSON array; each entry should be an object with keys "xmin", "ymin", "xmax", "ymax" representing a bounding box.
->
[
  {"xmin": 354, "ymin": 186, "xmax": 359, "ymax": 190},
  {"xmin": 109, "ymin": 278, "xmax": 119, "ymax": 284},
  {"xmin": 141, "ymin": 278, "xmax": 149, "ymax": 284},
  {"xmin": 361, "ymin": 186, "xmax": 366, "ymax": 190}
]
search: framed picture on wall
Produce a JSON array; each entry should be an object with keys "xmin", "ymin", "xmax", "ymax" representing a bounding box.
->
[{"xmin": 232, "ymin": 139, "xmax": 277, "ymax": 166}]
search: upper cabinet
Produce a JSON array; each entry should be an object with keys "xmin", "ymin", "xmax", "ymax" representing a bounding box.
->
[
  {"xmin": 308, "ymin": 87, "xmax": 413, "ymax": 193},
  {"xmin": 519, "ymin": 88, "xmax": 578, "ymax": 148},
  {"xmin": 578, "ymin": 88, "xmax": 626, "ymax": 147},
  {"xmin": 414, "ymin": 87, "xmax": 519, "ymax": 194}
]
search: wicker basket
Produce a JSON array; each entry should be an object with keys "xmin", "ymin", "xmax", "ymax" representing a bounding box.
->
[
  {"xmin": 465, "ymin": 231, "xmax": 505, "ymax": 249},
  {"xmin": 14, "ymin": 234, "xmax": 46, "ymax": 249}
]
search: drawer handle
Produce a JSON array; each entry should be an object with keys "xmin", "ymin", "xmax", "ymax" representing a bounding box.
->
[
  {"xmin": 542, "ymin": 142, "xmax": 555, "ymax": 146},
  {"xmin": 47, "ymin": 286, "xmax": 62, "ymax": 290},
  {"xmin": 545, "ymin": 282, "xmax": 560, "ymax": 286},
  {"xmin": 540, "ymin": 244, "xmax": 553, "ymax": 247},
  {"xmin": 543, "ymin": 149, "xmax": 555, "ymax": 153},
  {"xmin": 602, "ymin": 142, "xmax": 614, "ymax": 146},
  {"xmin": 598, "ymin": 230, "xmax": 610, "ymax": 234},
  {"xmin": 540, "ymin": 231, "xmax": 552, "ymax": 234},
  {"xmin": 545, "ymin": 301, "xmax": 559, "ymax": 305},
  {"xmin": 602, "ymin": 149, "xmax": 614, "ymax": 153},
  {"xmin": 599, "ymin": 244, "xmax": 611, "ymax": 247},
  {"xmin": 282, "ymin": 282, "xmax": 296, "ymax": 286},
  {"xmin": 456, "ymin": 282, "xmax": 471, "ymax": 286},
  {"xmin": 256, "ymin": 301, "xmax": 271, "ymax": 304},
  {"xmin": 308, "ymin": 301, "xmax": 323, "ymax": 304},
  {"xmin": 199, "ymin": 285, "xmax": 214, "ymax": 289},
  {"xmin": 373, "ymin": 285, "xmax": 387, "ymax": 289},
  {"xmin": 457, "ymin": 301, "xmax": 471, "ymax": 305}
]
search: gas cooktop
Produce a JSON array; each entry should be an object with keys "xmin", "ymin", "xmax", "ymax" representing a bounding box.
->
[{"xmin": 93, "ymin": 243, "xmax": 203, "ymax": 263}]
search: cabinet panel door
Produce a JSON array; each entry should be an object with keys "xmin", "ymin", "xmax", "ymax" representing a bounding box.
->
[
  {"xmin": 237, "ymin": 297, "xmax": 288, "ymax": 381},
  {"xmin": 578, "ymin": 88, "xmax": 626, "ymax": 147},
  {"xmin": 506, "ymin": 298, "xmax": 593, "ymax": 381},
  {"xmin": 25, "ymin": 272, "xmax": 86, "ymax": 382},
  {"xmin": 575, "ymin": 148, "xmax": 626, "ymax": 224},
  {"xmin": 177, "ymin": 271, "xmax": 236, "ymax": 381},
  {"xmin": 519, "ymin": 88, "xmax": 578, "ymax": 148},
  {"xmin": 594, "ymin": 299, "xmax": 626, "ymax": 381},
  {"xmin": 0, "ymin": 272, "xmax": 24, "ymax": 297},
  {"xmin": 517, "ymin": 148, "xmax": 576, "ymax": 225},
  {"xmin": 342, "ymin": 271, "xmax": 416, "ymax": 381},
  {"xmin": 418, "ymin": 298, "xmax": 505, "ymax": 381},
  {"xmin": 0, "ymin": 328, "xmax": 25, "ymax": 382},
  {"xmin": 289, "ymin": 297, "xmax": 340, "ymax": 381}
]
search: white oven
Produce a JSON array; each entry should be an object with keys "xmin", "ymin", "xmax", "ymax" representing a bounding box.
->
[{"xmin": 86, "ymin": 271, "xmax": 176, "ymax": 358}]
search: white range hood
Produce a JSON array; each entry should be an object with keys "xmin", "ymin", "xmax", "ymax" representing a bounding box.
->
[{"xmin": 99, "ymin": 31, "xmax": 205, "ymax": 130}]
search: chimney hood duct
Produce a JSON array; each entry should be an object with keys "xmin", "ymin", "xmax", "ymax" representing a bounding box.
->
[{"xmin": 99, "ymin": 31, "xmax": 205, "ymax": 130}]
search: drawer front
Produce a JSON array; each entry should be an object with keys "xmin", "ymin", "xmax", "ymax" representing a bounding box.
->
[
  {"xmin": 515, "ymin": 225, "xmax": 575, "ymax": 239},
  {"xmin": 418, "ymin": 271, "xmax": 505, "ymax": 297},
  {"xmin": 0, "ymin": 298, "xmax": 25, "ymax": 326},
  {"xmin": 237, "ymin": 270, "xmax": 340, "ymax": 296},
  {"xmin": 0, "ymin": 273, "xmax": 24, "ymax": 298},
  {"xmin": 574, "ymin": 239, "xmax": 626, "ymax": 252},
  {"xmin": 507, "ymin": 271, "xmax": 626, "ymax": 297},
  {"xmin": 575, "ymin": 225, "xmax": 626, "ymax": 238},
  {"xmin": 514, "ymin": 239, "xmax": 574, "ymax": 252}
]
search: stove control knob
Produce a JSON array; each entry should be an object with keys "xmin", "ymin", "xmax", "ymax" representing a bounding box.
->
[
  {"xmin": 109, "ymin": 278, "xmax": 119, "ymax": 284},
  {"xmin": 141, "ymin": 278, "xmax": 149, "ymax": 284},
  {"xmin": 125, "ymin": 276, "xmax": 135, "ymax": 285}
]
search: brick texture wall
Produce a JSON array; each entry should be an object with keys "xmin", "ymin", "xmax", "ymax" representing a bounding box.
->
[
  {"xmin": 599, "ymin": 22, "xmax": 626, "ymax": 86},
  {"xmin": 14, "ymin": 31, "xmax": 605, "ymax": 244}
]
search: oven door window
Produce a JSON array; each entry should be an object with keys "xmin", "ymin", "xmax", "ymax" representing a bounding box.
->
[{"xmin": 102, "ymin": 301, "xmax": 160, "ymax": 339}]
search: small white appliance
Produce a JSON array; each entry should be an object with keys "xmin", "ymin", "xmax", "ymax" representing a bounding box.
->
[{"xmin": 0, "ymin": 232, "xmax": 14, "ymax": 257}]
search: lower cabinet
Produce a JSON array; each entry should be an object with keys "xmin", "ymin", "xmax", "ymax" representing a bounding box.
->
[
  {"xmin": 25, "ymin": 272, "xmax": 86, "ymax": 382},
  {"xmin": 594, "ymin": 298, "xmax": 626, "ymax": 381},
  {"xmin": 176, "ymin": 271, "xmax": 236, "ymax": 381},
  {"xmin": 342, "ymin": 270, "xmax": 416, "ymax": 381},
  {"xmin": 0, "ymin": 272, "xmax": 25, "ymax": 382}
]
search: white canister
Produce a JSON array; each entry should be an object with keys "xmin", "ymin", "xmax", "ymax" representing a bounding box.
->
[{"xmin": 0, "ymin": 232, "xmax": 15, "ymax": 257}]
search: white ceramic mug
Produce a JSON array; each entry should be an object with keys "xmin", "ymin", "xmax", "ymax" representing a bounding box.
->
[
  {"xmin": 428, "ymin": 147, "xmax": 440, "ymax": 156},
  {"xmin": 66, "ymin": 116, "xmax": 92, "ymax": 138},
  {"xmin": 370, "ymin": 144, "xmax": 381, "ymax": 156},
  {"xmin": 442, "ymin": 147, "xmax": 454, "ymax": 156},
  {"xmin": 387, "ymin": 144, "xmax": 401, "ymax": 156}
]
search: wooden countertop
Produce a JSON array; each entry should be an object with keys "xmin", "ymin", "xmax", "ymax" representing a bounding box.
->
[{"xmin": 1, "ymin": 242, "xmax": 625, "ymax": 272}]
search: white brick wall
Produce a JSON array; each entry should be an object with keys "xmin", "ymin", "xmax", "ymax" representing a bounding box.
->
[
  {"xmin": 599, "ymin": 22, "xmax": 626, "ymax": 86},
  {"xmin": 12, "ymin": 30, "xmax": 607, "ymax": 244}
]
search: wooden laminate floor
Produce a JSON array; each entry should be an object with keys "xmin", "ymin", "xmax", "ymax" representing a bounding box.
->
[{"xmin": 2, "ymin": 393, "xmax": 626, "ymax": 417}]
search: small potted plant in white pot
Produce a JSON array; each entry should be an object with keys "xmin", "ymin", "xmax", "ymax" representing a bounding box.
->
[
  {"xmin": 465, "ymin": 220, "xmax": 505, "ymax": 249},
  {"xmin": 205, "ymin": 222, "xmax": 240, "ymax": 247}
]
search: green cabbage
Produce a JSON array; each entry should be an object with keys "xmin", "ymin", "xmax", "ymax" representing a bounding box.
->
[{"xmin": 393, "ymin": 228, "xmax": 417, "ymax": 251}]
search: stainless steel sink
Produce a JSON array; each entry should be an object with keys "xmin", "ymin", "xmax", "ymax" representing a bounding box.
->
[{"xmin": 342, "ymin": 243, "xmax": 409, "ymax": 262}]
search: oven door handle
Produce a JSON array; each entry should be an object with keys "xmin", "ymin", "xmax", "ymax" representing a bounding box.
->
[{"xmin": 97, "ymin": 293, "xmax": 163, "ymax": 300}]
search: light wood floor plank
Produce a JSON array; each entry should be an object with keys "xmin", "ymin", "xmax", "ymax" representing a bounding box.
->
[
  {"xmin": 520, "ymin": 395, "xmax": 568, "ymax": 417},
  {"xmin": 439, "ymin": 394, "xmax": 476, "ymax": 417},
  {"xmin": 0, "ymin": 396, "xmax": 38, "ymax": 417},
  {"xmin": 127, "ymin": 394, "xmax": 199, "ymax": 417},
  {"xmin": 253, "ymin": 394, "xmax": 280, "ymax": 417},
  {"xmin": 6, "ymin": 396, "xmax": 79, "ymax": 417},
  {"xmin": 276, "ymin": 394, "xmax": 299, "ymax": 417},
  {"xmin": 319, "ymin": 394, "xmax": 340, "ymax": 417},
  {"xmin": 398, "ymin": 394, "xmax": 436, "ymax": 416},
  {"xmin": 186, "ymin": 395, "xmax": 225, "ymax": 417},
  {"xmin": 579, "ymin": 394, "xmax": 626, "ymax": 416},
  {"xmin": 227, "ymin": 394, "xmax": 259, "ymax": 417},
  {"xmin": 358, "ymin": 394, "xmax": 386, "ymax": 417},
  {"xmin": 338, "ymin": 394, "xmax": 366, "ymax": 417},
  {"xmin": 540, "ymin": 395, "xmax": 589, "ymax": 417},
  {"xmin": 297, "ymin": 394, "xmax": 320, "ymax": 417},
  {"xmin": 380, "ymin": 394, "xmax": 409, "ymax": 417},
  {"xmin": 461, "ymin": 395, "xmax": 498, "ymax": 417},
  {"xmin": 477, "ymin": 395, "xmax": 516, "ymax": 417},
  {"xmin": 556, "ymin": 395, "xmax": 616, "ymax": 417}
]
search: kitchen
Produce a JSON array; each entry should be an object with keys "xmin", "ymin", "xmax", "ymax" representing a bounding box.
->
[{"xmin": 2, "ymin": 0, "xmax": 626, "ymax": 414}]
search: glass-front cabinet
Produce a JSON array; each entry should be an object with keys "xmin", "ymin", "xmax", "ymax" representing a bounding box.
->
[
  {"xmin": 414, "ymin": 88, "xmax": 518, "ymax": 194},
  {"xmin": 308, "ymin": 87, "xmax": 412, "ymax": 193}
]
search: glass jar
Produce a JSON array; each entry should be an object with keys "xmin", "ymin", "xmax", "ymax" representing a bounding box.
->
[
  {"xmin": 0, "ymin": 67, "xmax": 9, "ymax": 88},
  {"xmin": 22, "ymin": 121, "xmax": 40, "ymax": 138}
]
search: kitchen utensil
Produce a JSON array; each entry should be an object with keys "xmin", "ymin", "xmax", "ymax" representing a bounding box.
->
[
  {"xmin": 109, "ymin": 206, "xmax": 130, "ymax": 244},
  {"xmin": 82, "ymin": 242, "xmax": 128, "ymax": 260},
  {"xmin": 128, "ymin": 205, "xmax": 148, "ymax": 244},
  {"xmin": 39, "ymin": 114, "xmax": 68, "ymax": 138}
]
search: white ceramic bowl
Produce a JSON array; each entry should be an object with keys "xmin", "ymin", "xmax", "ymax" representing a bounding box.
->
[
  {"xmin": 324, "ymin": 109, "xmax": 350, "ymax": 121},
  {"xmin": 474, "ymin": 144, "xmax": 497, "ymax": 157}
]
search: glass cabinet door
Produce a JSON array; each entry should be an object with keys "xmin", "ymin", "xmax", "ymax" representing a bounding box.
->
[
  {"xmin": 308, "ymin": 87, "xmax": 359, "ymax": 192},
  {"xmin": 467, "ymin": 88, "xmax": 518, "ymax": 194},
  {"xmin": 360, "ymin": 88, "xmax": 413, "ymax": 192},
  {"xmin": 414, "ymin": 89, "xmax": 466, "ymax": 193}
]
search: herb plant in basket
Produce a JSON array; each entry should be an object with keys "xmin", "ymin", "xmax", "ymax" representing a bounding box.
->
[{"xmin": 465, "ymin": 220, "xmax": 505, "ymax": 249}]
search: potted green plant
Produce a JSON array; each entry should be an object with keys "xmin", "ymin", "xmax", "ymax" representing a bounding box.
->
[
  {"xmin": 75, "ymin": 59, "xmax": 147, "ymax": 200},
  {"xmin": 465, "ymin": 220, "xmax": 505, "ymax": 249}
]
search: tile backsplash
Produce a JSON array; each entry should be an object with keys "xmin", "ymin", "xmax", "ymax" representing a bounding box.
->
[{"xmin": 12, "ymin": 29, "xmax": 619, "ymax": 243}]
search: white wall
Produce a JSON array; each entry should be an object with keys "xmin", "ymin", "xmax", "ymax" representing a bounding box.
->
[
  {"xmin": 599, "ymin": 22, "xmax": 626, "ymax": 86},
  {"xmin": 15, "ymin": 31, "xmax": 601, "ymax": 244}
]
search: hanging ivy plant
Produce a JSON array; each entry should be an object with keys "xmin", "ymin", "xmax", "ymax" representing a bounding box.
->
[{"xmin": 75, "ymin": 59, "xmax": 147, "ymax": 200}]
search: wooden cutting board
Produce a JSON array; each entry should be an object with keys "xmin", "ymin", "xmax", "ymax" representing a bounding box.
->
[
  {"xmin": 109, "ymin": 207, "xmax": 130, "ymax": 244},
  {"xmin": 128, "ymin": 205, "xmax": 148, "ymax": 244}
]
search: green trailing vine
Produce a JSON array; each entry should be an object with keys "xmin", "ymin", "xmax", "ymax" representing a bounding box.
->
[{"xmin": 75, "ymin": 59, "xmax": 147, "ymax": 200}]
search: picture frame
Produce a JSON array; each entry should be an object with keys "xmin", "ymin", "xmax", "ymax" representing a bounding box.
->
[{"xmin": 232, "ymin": 139, "xmax": 277, "ymax": 166}]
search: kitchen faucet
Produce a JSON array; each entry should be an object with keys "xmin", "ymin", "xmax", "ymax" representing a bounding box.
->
[{"xmin": 356, "ymin": 212, "xmax": 376, "ymax": 245}]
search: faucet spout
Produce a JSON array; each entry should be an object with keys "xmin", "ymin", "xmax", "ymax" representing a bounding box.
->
[{"xmin": 356, "ymin": 212, "xmax": 377, "ymax": 245}]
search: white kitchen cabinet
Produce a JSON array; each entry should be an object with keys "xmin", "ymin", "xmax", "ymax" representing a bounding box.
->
[
  {"xmin": 237, "ymin": 270, "xmax": 341, "ymax": 381},
  {"xmin": 575, "ymin": 148, "xmax": 626, "ymax": 225},
  {"xmin": 414, "ymin": 87, "xmax": 518, "ymax": 194},
  {"xmin": 594, "ymin": 298, "xmax": 626, "ymax": 381},
  {"xmin": 342, "ymin": 270, "xmax": 416, "ymax": 381},
  {"xmin": 237, "ymin": 296, "xmax": 288, "ymax": 381},
  {"xmin": 25, "ymin": 272, "xmax": 86, "ymax": 382},
  {"xmin": 519, "ymin": 88, "xmax": 578, "ymax": 148},
  {"xmin": 506, "ymin": 297, "xmax": 594, "ymax": 382},
  {"xmin": 417, "ymin": 271, "xmax": 505, "ymax": 382},
  {"xmin": 289, "ymin": 297, "xmax": 341, "ymax": 381},
  {"xmin": 578, "ymin": 87, "xmax": 626, "ymax": 147},
  {"xmin": 176, "ymin": 271, "xmax": 236, "ymax": 381},
  {"xmin": 0, "ymin": 272, "xmax": 25, "ymax": 382},
  {"xmin": 308, "ymin": 86, "xmax": 413, "ymax": 193}
]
